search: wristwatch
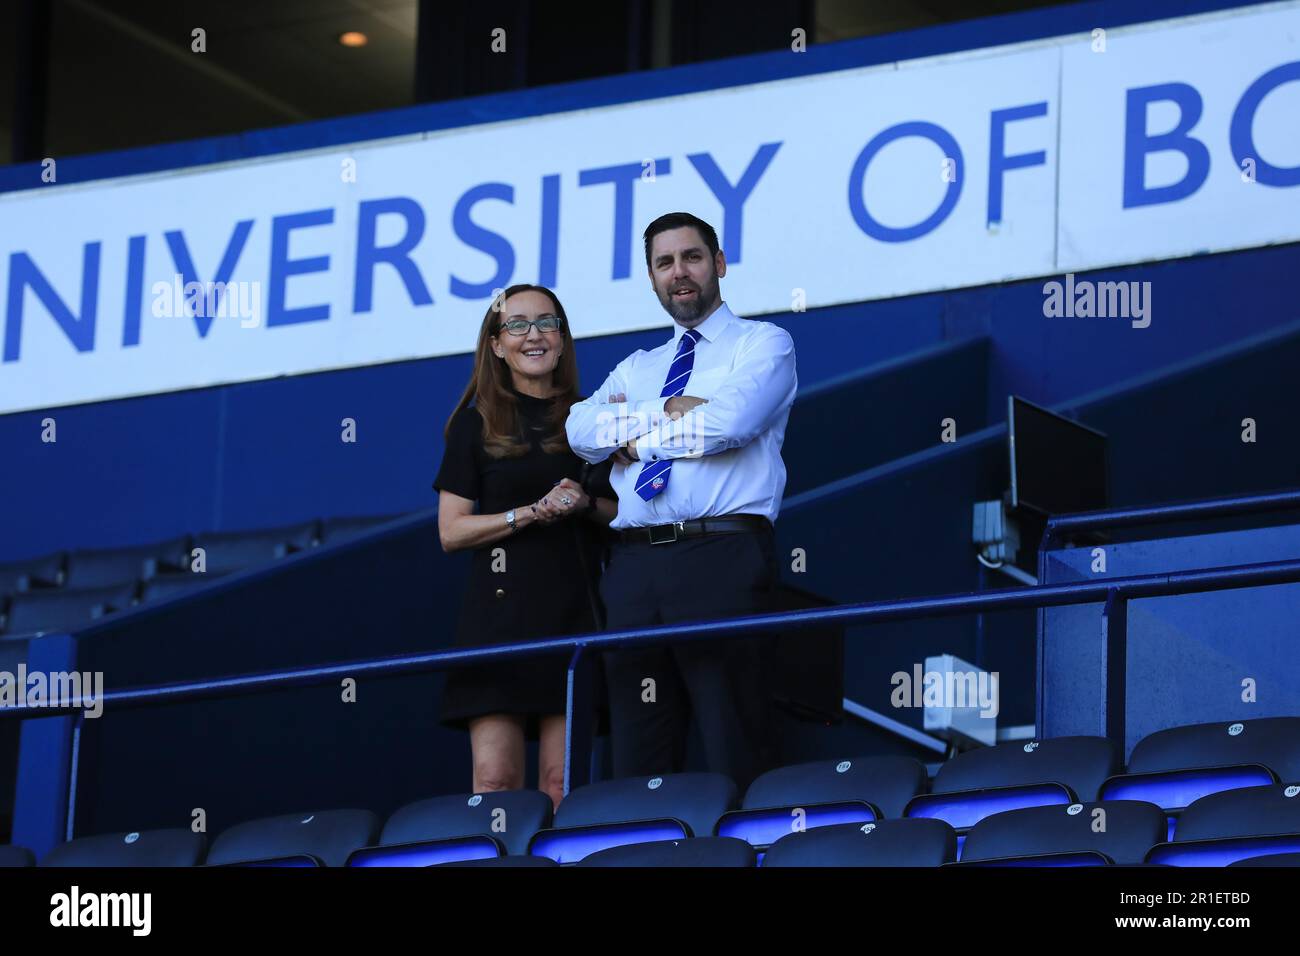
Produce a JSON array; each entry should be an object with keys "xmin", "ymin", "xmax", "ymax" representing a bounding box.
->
[{"xmin": 504, "ymin": 509, "xmax": 518, "ymax": 532}]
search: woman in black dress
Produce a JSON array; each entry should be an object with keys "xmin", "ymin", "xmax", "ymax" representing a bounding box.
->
[{"xmin": 434, "ymin": 284, "xmax": 615, "ymax": 810}]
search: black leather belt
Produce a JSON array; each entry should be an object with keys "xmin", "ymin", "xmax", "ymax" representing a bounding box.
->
[{"xmin": 618, "ymin": 514, "xmax": 771, "ymax": 546}]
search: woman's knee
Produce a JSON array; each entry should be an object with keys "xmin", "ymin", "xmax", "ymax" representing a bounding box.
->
[{"xmin": 473, "ymin": 758, "xmax": 524, "ymax": 793}]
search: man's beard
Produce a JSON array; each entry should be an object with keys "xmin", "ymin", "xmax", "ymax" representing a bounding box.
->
[{"xmin": 659, "ymin": 274, "xmax": 718, "ymax": 323}]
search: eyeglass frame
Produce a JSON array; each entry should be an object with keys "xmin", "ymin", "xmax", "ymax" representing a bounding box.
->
[{"xmin": 497, "ymin": 315, "xmax": 565, "ymax": 336}]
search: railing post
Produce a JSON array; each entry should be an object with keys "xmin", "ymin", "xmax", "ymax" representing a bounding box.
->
[
  {"xmin": 563, "ymin": 645, "xmax": 594, "ymax": 795},
  {"xmin": 10, "ymin": 633, "xmax": 77, "ymax": 860},
  {"xmin": 1100, "ymin": 589, "xmax": 1128, "ymax": 757}
]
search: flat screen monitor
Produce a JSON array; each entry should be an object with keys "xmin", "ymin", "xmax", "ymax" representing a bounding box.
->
[{"xmin": 1008, "ymin": 396, "xmax": 1108, "ymax": 516}]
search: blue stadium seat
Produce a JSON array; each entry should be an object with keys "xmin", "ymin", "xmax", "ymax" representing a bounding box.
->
[
  {"xmin": 1124, "ymin": 718, "xmax": 1300, "ymax": 781},
  {"xmin": 187, "ymin": 522, "xmax": 318, "ymax": 576},
  {"xmin": 762, "ymin": 818, "xmax": 957, "ymax": 867},
  {"xmin": 1, "ymin": 585, "xmax": 136, "ymax": 636},
  {"xmin": 905, "ymin": 737, "xmax": 1119, "ymax": 839},
  {"xmin": 345, "ymin": 790, "xmax": 553, "ymax": 866},
  {"xmin": 63, "ymin": 536, "xmax": 190, "ymax": 589},
  {"xmin": 715, "ymin": 755, "xmax": 925, "ymax": 849},
  {"xmin": 318, "ymin": 515, "xmax": 401, "ymax": 546},
  {"xmin": 958, "ymin": 800, "xmax": 1167, "ymax": 866},
  {"xmin": 206, "ymin": 809, "xmax": 379, "ymax": 867},
  {"xmin": 741, "ymin": 754, "xmax": 926, "ymax": 817},
  {"xmin": 0, "ymin": 845, "xmax": 35, "ymax": 867},
  {"xmin": 41, "ymin": 829, "xmax": 206, "ymax": 867},
  {"xmin": 529, "ymin": 773, "xmax": 736, "ymax": 864},
  {"xmin": 0, "ymin": 552, "xmax": 65, "ymax": 594},
  {"xmin": 1102, "ymin": 718, "xmax": 1300, "ymax": 839},
  {"xmin": 577, "ymin": 836, "xmax": 755, "ymax": 867},
  {"xmin": 1146, "ymin": 783, "xmax": 1300, "ymax": 866}
]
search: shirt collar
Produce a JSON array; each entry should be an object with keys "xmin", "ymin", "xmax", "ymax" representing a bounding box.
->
[{"xmin": 671, "ymin": 300, "xmax": 735, "ymax": 345}]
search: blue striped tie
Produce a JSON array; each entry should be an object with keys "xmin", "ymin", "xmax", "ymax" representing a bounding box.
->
[{"xmin": 634, "ymin": 328, "xmax": 702, "ymax": 501}]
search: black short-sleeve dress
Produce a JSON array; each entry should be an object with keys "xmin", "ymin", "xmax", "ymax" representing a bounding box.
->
[{"xmin": 433, "ymin": 388, "xmax": 613, "ymax": 738}]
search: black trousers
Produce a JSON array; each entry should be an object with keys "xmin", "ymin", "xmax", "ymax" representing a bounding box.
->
[{"xmin": 600, "ymin": 523, "xmax": 778, "ymax": 791}]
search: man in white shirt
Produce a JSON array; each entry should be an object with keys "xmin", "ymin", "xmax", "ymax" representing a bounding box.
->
[{"xmin": 565, "ymin": 212, "xmax": 797, "ymax": 787}]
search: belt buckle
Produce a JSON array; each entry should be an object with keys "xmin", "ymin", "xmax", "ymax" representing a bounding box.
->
[{"xmin": 648, "ymin": 521, "xmax": 684, "ymax": 545}]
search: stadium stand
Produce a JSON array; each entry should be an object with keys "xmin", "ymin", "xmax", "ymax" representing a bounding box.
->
[
  {"xmin": 0, "ymin": 515, "xmax": 397, "ymax": 636},
  {"xmin": 4, "ymin": 3, "xmax": 1300, "ymax": 888}
]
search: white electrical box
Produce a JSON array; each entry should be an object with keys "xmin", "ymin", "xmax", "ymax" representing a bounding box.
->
[{"xmin": 921, "ymin": 653, "xmax": 998, "ymax": 748}]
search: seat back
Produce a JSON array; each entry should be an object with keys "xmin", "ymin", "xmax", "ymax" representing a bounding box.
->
[
  {"xmin": 0, "ymin": 845, "xmax": 36, "ymax": 867},
  {"xmin": 41, "ymin": 829, "xmax": 206, "ymax": 867},
  {"xmin": 554, "ymin": 773, "xmax": 736, "ymax": 840},
  {"xmin": 577, "ymin": 837, "xmax": 756, "ymax": 867},
  {"xmin": 380, "ymin": 790, "xmax": 552, "ymax": 856},
  {"xmin": 932, "ymin": 736, "xmax": 1119, "ymax": 801},
  {"xmin": 206, "ymin": 809, "xmax": 379, "ymax": 867},
  {"xmin": 1174, "ymin": 783, "xmax": 1300, "ymax": 843},
  {"xmin": 1128, "ymin": 718, "xmax": 1300, "ymax": 782},
  {"xmin": 64, "ymin": 537, "xmax": 190, "ymax": 589},
  {"xmin": 741, "ymin": 755, "xmax": 926, "ymax": 818},
  {"xmin": 762, "ymin": 818, "xmax": 957, "ymax": 867},
  {"xmin": 961, "ymin": 800, "xmax": 1167, "ymax": 865},
  {"xmin": 3, "ymin": 585, "xmax": 135, "ymax": 635}
]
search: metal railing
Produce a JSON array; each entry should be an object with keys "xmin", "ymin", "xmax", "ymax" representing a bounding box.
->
[
  {"xmin": 6, "ymin": 556, "xmax": 1300, "ymax": 812},
  {"xmin": 1041, "ymin": 489, "xmax": 1300, "ymax": 549}
]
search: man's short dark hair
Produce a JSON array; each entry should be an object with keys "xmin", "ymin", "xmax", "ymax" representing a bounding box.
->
[{"xmin": 643, "ymin": 212, "xmax": 720, "ymax": 269}]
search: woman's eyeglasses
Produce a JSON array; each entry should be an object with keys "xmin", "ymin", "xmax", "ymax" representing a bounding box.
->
[{"xmin": 499, "ymin": 315, "xmax": 564, "ymax": 336}]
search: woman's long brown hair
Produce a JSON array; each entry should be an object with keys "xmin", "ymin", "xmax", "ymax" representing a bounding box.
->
[{"xmin": 444, "ymin": 284, "xmax": 581, "ymax": 459}]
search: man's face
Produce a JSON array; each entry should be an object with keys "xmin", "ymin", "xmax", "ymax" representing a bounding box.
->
[{"xmin": 647, "ymin": 226, "xmax": 726, "ymax": 326}]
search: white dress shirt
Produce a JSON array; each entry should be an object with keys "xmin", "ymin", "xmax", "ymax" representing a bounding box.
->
[{"xmin": 566, "ymin": 301, "xmax": 797, "ymax": 530}]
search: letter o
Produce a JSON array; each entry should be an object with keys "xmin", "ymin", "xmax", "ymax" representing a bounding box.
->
[
  {"xmin": 848, "ymin": 121, "xmax": 964, "ymax": 242},
  {"xmin": 1231, "ymin": 61, "xmax": 1300, "ymax": 187}
]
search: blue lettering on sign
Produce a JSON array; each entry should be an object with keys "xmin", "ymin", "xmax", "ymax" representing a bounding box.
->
[
  {"xmin": 165, "ymin": 219, "xmax": 254, "ymax": 338},
  {"xmin": 268, "ymin": 208, "xmax": 334, "ymax": 327},
  {"xmin": 849, "ymin": 121, "xmax": 963, "ymax": 242},
  {"xmin": 1122, "ymin": 83, "xmax": 1210, "ymax": 208},
  {"xmin": 987, "ymin": 103, "xmax": 1048, "ymax": 226},
  {"xmin": 354, "ymin": 197, "xmax": 434, "ymax": 313},
  {"xmin": 450, "ymin": 182, "xmax": 516, "ymax": 299},
  {"xmin": 687, "ymin": 143, "xmax": 782, "ymax": 264},
  {"xmin": 578, "ymin": 159, "xmax": 671, "ymax": 280},
  {"xmin": 4, "ymin": 244, "xmax": 100, "ymax": 361},
  {"xmin": 1231, "ymin": 61, "xmax": 1300, "ymax": 188}
]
